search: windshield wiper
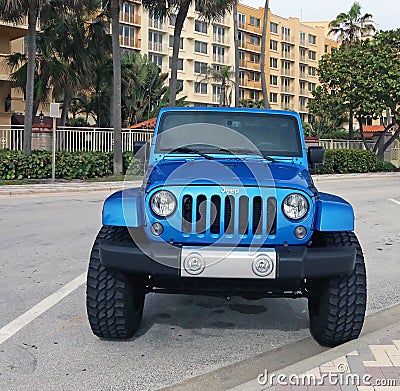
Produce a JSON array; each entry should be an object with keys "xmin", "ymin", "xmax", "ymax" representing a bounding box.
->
[
  {"xmin": 160, "ymin": 147, "xmax": 214, "ymax": 160},
  {"xmin": 218, "ymin": 147, "xmax": 277, "ymax": 162}
]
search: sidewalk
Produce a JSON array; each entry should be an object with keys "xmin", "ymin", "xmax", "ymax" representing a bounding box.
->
[
  {"xmin": 0, "ymin": 172, "xmax": 399, "ymax": 197},
  {"xmin": 228, "ymin": 306, "xmax": 400, "ymax": 391},
  {"xmin": 0, "ymin": 180, "xmax": 143, "ymax": 196}
]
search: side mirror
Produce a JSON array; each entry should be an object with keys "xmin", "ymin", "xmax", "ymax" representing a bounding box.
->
[{"xmin": 308, "ymin": 146, "xmax": 325, "ymax": 174}]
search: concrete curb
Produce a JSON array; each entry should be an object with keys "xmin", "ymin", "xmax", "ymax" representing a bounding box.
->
[
  {"xmin": 0, "ymin": 180, "xmax": 143, "ymax": 197},
  {"xmin": 0, "ymin": 172, "xmax": 398, "ymax": 197}
]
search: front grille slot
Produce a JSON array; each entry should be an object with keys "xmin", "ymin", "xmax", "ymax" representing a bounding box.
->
[
  {"xmin": 224, "ymin": 195, "xmax": 235, "ymax": 234},
  {"xmin": 252, "ymin": 196, "xmax": 263, "ymax": 235},
  {"xmin": 181, "ymin": 192, "xmax": 277, "ymax": 237},
  {"xmin": 196, "ymin": 195, "xmax": 207, "ymax": 234},
  {"xmin": 238, "ymin": 196, "xmax": 249, "ymax": 235}
]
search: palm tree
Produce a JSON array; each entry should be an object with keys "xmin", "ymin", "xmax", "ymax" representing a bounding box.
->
[
  {"xmin": 142, "ymin": 0, "xmax": 236, "ymax": 107},
  {"xmin": 329, "ymin": 2, "xmax": 376, "ymax": 139},
  {"xmin": 109, "ymin": 0, "xmax": 123, "ymax": 175},
  {"xmin": 329, "ymin": 2, "xmax": 376, "ymax": 43},
  {"xmin": 0, "ymin": 0, "xmax": 82, "ymax": 155},
  {"xmin": 260, "ymin": 0, "xmax": 271, "ymax": 109},
  {"xmin": 200, "ymin": 65, "xmax": 235, "ymax": 107},
  {"xmin": 232, "ymin": 1, "xmax": 240, "ymax": 107}
]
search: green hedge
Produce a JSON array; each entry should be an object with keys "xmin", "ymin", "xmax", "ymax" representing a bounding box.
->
[
  {"xmin": 0, "ymin": 150, "xmax": 141, "ymax": 180},
  {"xmin": 316, "ymin": 149, "xmax": 397, "ymax": 174}
]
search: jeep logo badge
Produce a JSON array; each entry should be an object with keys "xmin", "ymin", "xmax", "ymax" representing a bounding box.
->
[{"xmin": 221, "ymin": 187, "xmax": 240, "ymax": 194}]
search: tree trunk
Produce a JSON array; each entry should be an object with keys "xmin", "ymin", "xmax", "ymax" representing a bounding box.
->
[
  {"xmin": 357, "ymin": 117, "xmax": 371, "ymax": 151},
  {"xmin": 24, "ymin": 8, "xmax": 38, "ymax": 155},
  {"xmin": 260, "ymin": 0, "xmax": 271, "ymax": 109},
  {"xmin": 220, "ymin": 80, "xmax": 226, "ymax": 107},
  {"xmin": 348, "ymin": 108, "xmax": 354, "ymax": 139},
  {"xmin": 111, "ymin": 0, "xmax": 123, "ymax": 175},
  {"xmin": 60, "ymin": 91, "xmax": 72, "ymax": 127},
  {"xmin": 169, "ymin": 0, "xmax": 191, "ymax": 107},
  {"xmin": 233, "ymin": 2, "xmax": 240, "ymax": 107}
]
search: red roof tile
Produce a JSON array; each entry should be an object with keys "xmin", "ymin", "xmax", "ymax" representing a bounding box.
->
[
  {"xmin": 129, "ymin": 118, "xmax": 157, "ymax": 129},
  {"xmin": 363, "ymin": 125, "xmax": 385, "ymax": 133}
]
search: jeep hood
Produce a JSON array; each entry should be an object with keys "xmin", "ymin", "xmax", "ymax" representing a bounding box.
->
[{"xmin": 146, "ymin": 159, "xmax": 314, "ymax": 195}]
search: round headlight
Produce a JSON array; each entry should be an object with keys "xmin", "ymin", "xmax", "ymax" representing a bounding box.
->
[
  {"xmin": 150, "ymin": 190, "xmax": 177, "ymax": 217},
  {"xmin": 282, "ymin": 193, "xmax": 309, "ymax": 220}
]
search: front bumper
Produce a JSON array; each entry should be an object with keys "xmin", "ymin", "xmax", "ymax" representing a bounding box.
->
[{"xmin": 99, "ymin": 240, "xmax": 356, "ymax": 280}]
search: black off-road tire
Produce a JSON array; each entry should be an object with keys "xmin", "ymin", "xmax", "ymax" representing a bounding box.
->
[
  {"xmin": 307, "ymin": 231, "xmax": 367, "ymax": 347},
  {"xmin": 86, "ymin": 226, "xmax": 145, "ymax": 339}
]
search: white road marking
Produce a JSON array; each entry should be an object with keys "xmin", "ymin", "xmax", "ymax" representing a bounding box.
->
[
  {"xmin": 0, "ymin": 272, "xmax": 86, "ymax": 346},
  {"xmin": 389, "ymin": 198, "xmax": 400, "ymax": 207}
]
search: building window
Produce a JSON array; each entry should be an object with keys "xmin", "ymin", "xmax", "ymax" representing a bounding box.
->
[
  {"xmin": 308, "ymin": 50, "xmax": 316, "ymax": 60},
  {"xmin": 270, "ymin": 57, "xmax": 278, "ymax": 68},
  {"xmin": 169, "ymin": 14, "xmax": 176, "ymax": 26},
  {"xmin": 300, "ymin": 32, "xmax": 306, "ymax": 44},
  {"xmin": 249, "ymin": 53, "xmax": 260, "ymax": 63},
  {"xmin": 282, "ymin": 26, "xmax": 291, "ymax": 37},
  {"xmin": 249, "ymin": 90, "xmax": 260, "ymax": 100},
  {"xmin": 309, "ymin": 66, "xmax": 316, "ymax": 76},
  {"xmin": 213, "ymin": 26, "xmax": 225, "ymax": 43},
  {"xmin": 270, "ymin": 75, "xmax": 278, "ymax": 86},
  {"xmin": 194, "ymin": 61, "xmax": 208, "ymax": 74},
  {"xmin": 270, "ymin": 40, "xmax": 278, "ymax": 51},
  {"xmin": 148, "ymin": 31, "xmax": 162, "ymax": 51},
  {"xmin": 194, "ymin": 0, "xmax": 201, "ymax": 12},
  {"xmin": 249, "ymin": 16, "xmax": 260, "ymax": 27},
  {"xmin": 324, "ymin": 44, "xmax": 329, "ymax": 53},
  {"xmin": 194, "ymin": 82, "xmax": 208, "ymax": 94},
  {"xmin": 281, "ymin": 94, "xmax": 291, "ymax": 107},
  {"xmin": 248, "ymin": 71, "xmax": 260, "ymax": 81},
  {"xmin": 270, "ymin": 92, "xmax": 278, "ymax": 103},
  {"xmin": 195, "ymin": 19, "xmax": 208, "ymax": 34},
  {"xmin": 169, "ymin": 35, "xmax": 183, "ymax": 49},
  {"xmin": 213, "ymin": 45, "xmax": 225, "ymax": 63},
  {"xmin": 270, "ymin": 22, "xmax": 278, "ymax": 34},
  {"xmin": 308, "ymin": 82, "xmax": 316, "ymax": 92},
  {"xmin": 177, "ymin": 79, "xmax": 184, "ymax": 91},
  {"xmin": 238, "ymin": 13, "xmax": 246, "ymax": 27},
  {"xmin": 299, "ymin": 47, "xmax": 307, "ymax": 61},
  {"xmin": 120, "ymin": 25, "xmax": 135, "ymax": 47},
  {"xmin": 149, "ymin": 54, "xmax": 163, "ymax": 67},
  {"xmin": 194, "ymin": 40, "xmax": 208, "ymax": 54},
  {"xmin": 249, "ymin": 35, "xmax": 260, "ymax": 45},
  {"xmin": 169, "ymin": 57, "xmax": 184, "ymax": 70},
  {"xmin": 120, "ymin": 2, "xmax": 135, "ymax": 24},
  {"xmin": 239, "ymin": 88, "xmax": 245, "ymax": 100},
  {"xmin": 299, "ymin": 63, "xmax": 306, "ymax": 76},
  {"xmin": 309, "ymin": 34, "xmax": 317, "ymax": 44}
]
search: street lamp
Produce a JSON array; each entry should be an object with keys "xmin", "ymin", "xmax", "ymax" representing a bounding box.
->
[{"xmin": 39, "ymin": 111, "xmax": 44, "ymax": 124}]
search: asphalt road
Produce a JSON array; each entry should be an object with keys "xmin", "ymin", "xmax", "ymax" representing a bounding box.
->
[{"xmin": 0, "ymin": 174, "xmax": 399, "ymax": 391}]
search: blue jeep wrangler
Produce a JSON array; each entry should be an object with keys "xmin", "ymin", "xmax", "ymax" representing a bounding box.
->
[{"xmin": 86, "ymin": 108, "xmax": 366, "ymax": 347}]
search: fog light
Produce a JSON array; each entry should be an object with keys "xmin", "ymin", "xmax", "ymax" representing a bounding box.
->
[
  {"xmin": 151, "ymin": 222, "xmax": 164, "ymax": 236},
  {"xmin": 294, "ymin": 225, "xmax": 307, "ymax": 239},
  {"xmin": 252, "ymin": 255, "xmax": 274, "ymax": 277},
  {"xmin": 183, "ymin": 253, "xmax": 205, "ymax": 275}
]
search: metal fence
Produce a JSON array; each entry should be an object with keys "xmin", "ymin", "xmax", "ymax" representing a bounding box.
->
[
  {"xmin": 0, "ymin": 125, "xmax": 24, "ymax": 151},
  {"xmin": 318, "ymin": 139, "xmax": 374, "ymax": 150},
  {"xmin": 0, "ymin": 126, "xmax": 154, "ymax": 152}
]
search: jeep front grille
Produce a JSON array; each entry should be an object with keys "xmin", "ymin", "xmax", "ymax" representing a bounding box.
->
[{"xmin": 181, "ymin": 194, "xmax": 276, "ymax": 236}]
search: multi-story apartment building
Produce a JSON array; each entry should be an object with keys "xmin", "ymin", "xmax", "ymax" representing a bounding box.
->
[
  {"xmin": 0, "ymin": 20, "xmax": 28, "ymax": 125},
  {"xmin": 237, "ymin": 4, "xmax": 338, "ymax": 121}
]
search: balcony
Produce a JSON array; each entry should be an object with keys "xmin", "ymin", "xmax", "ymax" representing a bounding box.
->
[
  {"xmin": 149, "ymin": 18, "xmax": 164, "ymax": 30},
  {"xmin": 120, "ymin": 12, "xmax": 141, "ymax": 26},
  {"xmin": 300, "ymin": 38, "xmax": 307, "ymax": 47},
  {"xmin": 281, "ymin": 85, "xmax": 294, "ymax": 94},
  {"xmin": 238, "ymin": 40, "xmax": 261, "ymax": 52},
  {"xmin": 239, "ymin": 60, "xmax": 260, "ymax": 71},
  {"xmin": 120, "ymin": 35, "xmax": 139, "ymax": 49},
  {"xmin": 0, "ymin": 53, "xmax": 10, "ymax": 79},
  {"xmin": 299, "ymin": 88, "xmax": 308, "ymax": 96},
  {"xmin": 281, "ymin": 34, "xmax": 293, "ymax": 43},
  {"xmin": 213, "ymin": 34, "xmax": 225, "ymax": 44},
  {"xmin": 281, "ymin": 68, "xmax": 294, "ymax": 77},
  {"xmin": 298, "ymin": 103, "xmax": 308, "ymax": 112},
  {"xmin": 237, "ymin": 21, "xmax": 262, "ymax": 35},
  {"xmin": 299, "ymin": 54, "xmax": 307, "ymax": 63},
  {"xmin": 148, "ymin": 41, "xmax": 164, "ymax": 53},
  {"xmin": 212, "ymin": 94, "xmax": 221, "ymax": 104},
  {"xmin": 246, "ymin": 80, "xmax": 262, "ymax": 90},
  {"xmin": 281, "ymin": 51, "xmax": 294, "ymax": 60},
  {"xmin": 212, "ymin": 54, "xmax": 225, "ymax": 64},
  {"xmin": 299, "ymin": 71, "xmax": 307, "ymax": 79}
]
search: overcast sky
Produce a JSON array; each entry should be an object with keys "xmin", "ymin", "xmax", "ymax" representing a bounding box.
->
[{"xmin": 242, "ymin": 0, "xmax": 399, "ymax": 31}]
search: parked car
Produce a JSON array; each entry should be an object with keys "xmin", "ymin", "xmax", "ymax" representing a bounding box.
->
[{"xmin": 86, "ymin": 108, "xmax": 366, "ymax": 347}]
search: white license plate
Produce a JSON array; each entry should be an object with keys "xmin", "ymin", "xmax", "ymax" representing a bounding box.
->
[{"xmin": 180, "ymin": 246, "xmax": 276, "ymax": 279}]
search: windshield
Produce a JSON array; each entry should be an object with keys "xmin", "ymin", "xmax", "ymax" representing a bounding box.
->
[{"xmin": 155, "ymin": 111, "xmax": 302, "ymax": 158}]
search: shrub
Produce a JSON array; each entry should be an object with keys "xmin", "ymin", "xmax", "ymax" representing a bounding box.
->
[
  {"xmin": 0, "ymin": 150, "xmax": 140, "ymax": 180},
  {"xmin": 316, "ymin": 149, "xmax": 397, "ymax": 174}
]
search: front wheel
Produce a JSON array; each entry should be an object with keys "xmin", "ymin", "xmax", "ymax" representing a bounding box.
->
[
  {"xmin": 307, "ymin": 232, "xmax": 367, "ymax": 347},
  {"xmin": 86, "ymin": 226, "xmax": 145, "ymax": 339}
]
